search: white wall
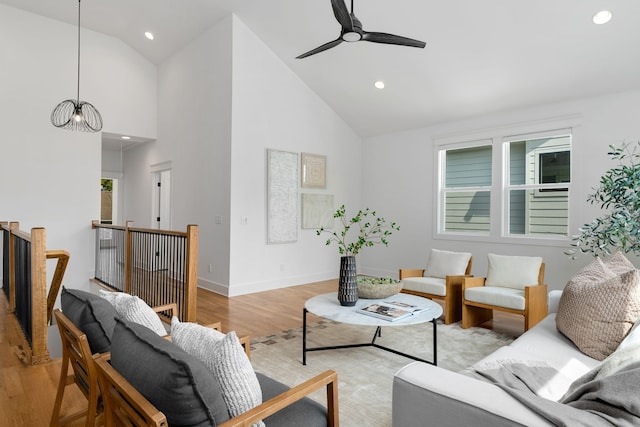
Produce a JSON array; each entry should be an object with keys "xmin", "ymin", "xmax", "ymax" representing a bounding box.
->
[
  {"xmin": 123, "ymin": 16, "xmax": 234, "ymax": 290},
  {"xmin": 0, "ymin": 4, "xmax": 156, "ymax": 297},
  {"xmin": 122, "ymin": 16, "xmax": 363, "ymax": 296},
  {"xmin": 361, "ymin": 89, "xmax": 640, "ymax": 290},
  {"xmin": 227, "ymin": 16, "xmax": 363, "ymax": 295}
]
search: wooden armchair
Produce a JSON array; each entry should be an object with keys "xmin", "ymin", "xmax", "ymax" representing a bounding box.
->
[
  {"xmin": 462, "ymin": 255, "xmax": 548, "ymax": 331},
  {"xmin": 94, "ymin": 353, "xmax": 340, "ymax": 427},
  {"xmin": 400, "ymin": 251, "xmax": 472, "ymax": 324},
  {"xmin": 50, "ymin": 308, "xmax": 103, "ymax": 427},
  {"xmin": 51, "ymin": 300, "xmax": 247, "ymax": 427}
]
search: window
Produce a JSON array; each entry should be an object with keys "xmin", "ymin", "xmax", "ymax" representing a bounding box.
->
[
  {"xmin": 439, "ymin": 142, "xmax": 492, "ymax": 234},
  {"xmin": 506, "ymin": 134, "xmax": 571, "ymax": 237},
  {"xmin": 436, "ymin": 124, "xmax": 573, "ymax": 243}
]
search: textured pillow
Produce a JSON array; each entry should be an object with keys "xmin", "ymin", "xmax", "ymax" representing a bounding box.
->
[
  {"xmin": 110, "ymin": 318, "xmax": 230, "ymax": 426},
  {"xmin": 602, "ymin": 251, "xmax": 636, "ymax": 275},
  {"xmin": 60, "ymin": 287, "xmax": 118, "ymax": 354},
  {"xmin": 557, "ymin": 265, "xmax": 640, "ymax": 361},
  {"xmin": 424, "ymin": 249, "xmax": 471, "ymax": 278},
  {"xmin": 171, "ymin": 318, "xmax": 264, "ymax": 427},
  {"xmin": 99, "ymin": 290, "xmax": 167, "ymax": 336},
  {"xmin": 485, "ymin": 254, "xmax": 543, "ymax": 290}
]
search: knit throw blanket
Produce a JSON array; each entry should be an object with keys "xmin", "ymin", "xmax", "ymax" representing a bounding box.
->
[{"xmin": 466, "ymin": 343, "xmax": 640, "ymax": 427}]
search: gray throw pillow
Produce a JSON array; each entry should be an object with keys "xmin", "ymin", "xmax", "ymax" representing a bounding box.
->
[
  {"xmin": 110, "ymin": 318, "xmax": 230, "ymax": 427},
  {"xmin": 60, "ymin": 287, "xmax": 117, "ymax": 354}
]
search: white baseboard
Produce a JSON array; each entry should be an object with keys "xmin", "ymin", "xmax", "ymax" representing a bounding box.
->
[{"xmin": 197, "ymin": 271, "xmax": 337, "ymax": 297}]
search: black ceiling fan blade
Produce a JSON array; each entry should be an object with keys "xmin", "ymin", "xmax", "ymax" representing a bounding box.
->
[
  {"xmin": 362, "ymin": 32, "xmax": 426, "ymax": 48},
  {"xmin": 296, "ymin": 38, "xmax": 343, "ymax": 59},
  {"xmin": 331, "ymin": 0, "xmax": 353, "ymax": 30}
]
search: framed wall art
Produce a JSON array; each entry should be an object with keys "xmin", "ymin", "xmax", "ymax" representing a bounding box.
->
[
  {"xmin": 301, "ymin": 152, "xmax": 326, "ymax": 189},
  {"xmin": 301, "ymin": 193, "xmax": 334, "ymax": 229},
  {"xmin": 266, "ymin": 149, "xmax": 298, "ymax": 243}
]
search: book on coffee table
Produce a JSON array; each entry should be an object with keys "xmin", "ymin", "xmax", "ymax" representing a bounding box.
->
[{"xmin": 356, "ymin": 300, "xmax": 430, "ymax": 322}]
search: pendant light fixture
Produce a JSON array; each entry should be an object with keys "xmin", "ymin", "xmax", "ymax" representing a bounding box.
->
[{"xmin": 51, "ymin": 0, "xmax": 103, "ymax": 132}]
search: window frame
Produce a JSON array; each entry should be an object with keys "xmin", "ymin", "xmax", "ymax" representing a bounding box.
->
[
  {"xmin": 437, "ymin": 139, "xmax": 493, "ymax": 237},
  {"xmin": 433, "ymin": 115, "xmax": 579, "ymax": 247}
]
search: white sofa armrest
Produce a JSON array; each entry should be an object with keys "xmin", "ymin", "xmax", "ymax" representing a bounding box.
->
[
  {"xmin": 393, "ymin": 362, "xmax": 551, "ymax": 427},
  {"xmin": 548, "ymin": 290, "xmax": 562, "ymax": 314}
]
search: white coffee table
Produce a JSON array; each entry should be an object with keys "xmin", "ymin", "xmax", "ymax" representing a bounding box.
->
[{"xmin": 302, "ymin": 292, "xmax": 443, "ymax": 365}]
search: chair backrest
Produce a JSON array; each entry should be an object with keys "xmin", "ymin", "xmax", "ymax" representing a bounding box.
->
[
  {"xmin": 54, "ymin": 309, "xmax": 98, "ymax": 399},
  {"xmin": 485, "ymin": 253, "xmax": 545, "ymax": 290},
  {"xmin": 52, "ymin": 308, "xmax": 102, "ymax": 426},
  {"xmin": 94, "ymin": 353, "xmax": 168, "ymax": 427}
]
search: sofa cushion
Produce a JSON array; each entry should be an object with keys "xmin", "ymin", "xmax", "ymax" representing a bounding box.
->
[
  {"xmin": 425, "ymin": 249, "xmax": 471, "ymax": 279},
  {"xmin": 465, "ymin": 286, "xmax": 525, "ymax": 311},
  {"xmin": 485, "ymin": 254, "xmax": 542, "ymax": 290},
  {"xmin": 110, "ymin": 318, "xmax": 230, "ymax": 427},
  {"xmin": 618, "ymin": 317, "xmax": 640, "ymax": 351},
  {"xmin": 99, "ymin": 290, "xmax": 167, "ymax": 336},
  {"xmin": 171, "ymin": 318, "xmax": 263, "ymax": 426},
  {"xmin": 557, "ymin": 256, "xmax": 640, "ymax": 361},
  {"xmin": 401, "ymin": 276, "xmax": 446, "ymax": 296},
  {"xmin": 257, "ymin": 373, "xmax": 328, "ymax": 427},
  {"xmin": 60, "ymin": 287, "xmax": 117, "ymax": 354},
  {"xmin": 506, "ymin": 315, "xmax": 600, "ymax": 375}
]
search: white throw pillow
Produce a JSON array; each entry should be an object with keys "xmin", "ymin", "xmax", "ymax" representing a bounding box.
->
[
  {"xmin": 99, "ymin": 290, "xmax": 167, "ymax": 336},
  {"xmin": 424, "ymin": 249, "xmax": 472, "ymax": 279},
  {"xmin": 171, "ymin": 318, "xmax": 264, "ymax": 427},
  {"xmin": 485, "ymin": 254, "xmax": 543, "ymax": 290}
]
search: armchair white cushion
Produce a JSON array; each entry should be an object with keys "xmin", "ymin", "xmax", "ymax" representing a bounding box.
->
[
  {"xmin": 464, "ymin": 287, "xmax": 525, "ymax": 311},
  {"xmin": 425, "ymin": 249, "xmax": 472, "ymax": 278},
  {"xmin": 485, "ymin": 253, "xmax": 543, "ymax": 289},
  {"xmin": 401, "ymin": 277, "xmax": 447, "ymax": 297}
]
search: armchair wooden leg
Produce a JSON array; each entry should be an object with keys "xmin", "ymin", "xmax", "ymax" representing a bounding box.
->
[
  {"xmin": 461, "ymin": 304, "xmax": 493, "ymax": 329},
  {"xmin": 444, "ymin": 290, "xmax": 462, "ymax": 325}
]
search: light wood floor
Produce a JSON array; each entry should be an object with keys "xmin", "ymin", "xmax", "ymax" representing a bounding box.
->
[{"xmin": 0, "ymin": 279, "xmax": 523, "ymax": 426}]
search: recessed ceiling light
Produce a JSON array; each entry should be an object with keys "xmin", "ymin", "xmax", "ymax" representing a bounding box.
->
[
  {"xmin": 592, "ymin": 10, "xmax": 612, "ymax": 25},
  {"xmin": 121, "ymin": 136, "xmax": 131, "ymax": 140},
  {"xmin": 374, "ymin": 81, "xmax": 385, "ymax": 89},
  {"xmin": 144, "ymin": 31, "xmax": 155, "ymax": 40}
]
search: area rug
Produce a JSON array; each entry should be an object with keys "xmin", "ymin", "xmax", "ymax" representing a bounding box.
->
[{"xmin": 249, "ymin": 319, "xmax": 514, "ymax": 427}]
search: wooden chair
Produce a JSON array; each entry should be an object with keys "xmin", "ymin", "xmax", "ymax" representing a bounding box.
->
[
  {"xmin": 462, "ymin": 258, "xmax": 547, "ymax": 331},
  {"xmin": 94, "ymin": 353, "xmax": 339, "ymax": 427},
  {"xmin": 50, "ymin": 303, "xmax": 245, "ymax": 426},
  {"xmin": 399, "ymin": 256, "xmax": 472, "ymax": 324},
  {"xmin": 50, "ymin": 308, "xmax": 102, "ymax": 427}
]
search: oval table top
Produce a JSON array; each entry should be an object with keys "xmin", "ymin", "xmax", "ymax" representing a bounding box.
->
[{"xmin": 305, "ymin": 292, "xmax": 443, "ymax": 327}]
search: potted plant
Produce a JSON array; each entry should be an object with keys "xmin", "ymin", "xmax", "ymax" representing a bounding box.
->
[
  {"xmin": 317, "ymin": 205, "xmax": 400, "ymax": 306},
  {"xmin": 568, "ymin": 141, "xmax": 640, "ymax": 258}
]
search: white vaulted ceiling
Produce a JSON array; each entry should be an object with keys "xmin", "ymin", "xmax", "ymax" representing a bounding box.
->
[{"xmin": 3, "ymin": 0, "xmax": 640, "ymax": 137}]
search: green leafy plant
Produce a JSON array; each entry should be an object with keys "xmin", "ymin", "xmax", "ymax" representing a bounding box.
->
[
  {"xmin": 568, "ymin": 141, "xmax": 640, "ymax": 258},
  {"xmin": 316, "ymin": 205, "xmax": 400, "ymax": 256},
  {"xmin": 356, "ymin": 276, "xmax": 400, "ymax": 285}
]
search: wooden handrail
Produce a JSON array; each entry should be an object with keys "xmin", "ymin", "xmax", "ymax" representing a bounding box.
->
[{"xmin": 46, "ymin": 250, "xmax": 70, "ymax": 324}]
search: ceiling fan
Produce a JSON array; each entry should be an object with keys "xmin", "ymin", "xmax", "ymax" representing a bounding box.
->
[{"xmin": 296, "ymin": 0, "xmax": 426, "ymax": 59}]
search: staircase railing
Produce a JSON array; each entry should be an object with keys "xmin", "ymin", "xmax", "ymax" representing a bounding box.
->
[
  {"xmin": 1, "ymin": 221, "xmax": 70, "ymax": 364},
  {"xmin": 92, "ymin": 221, "xmax": 198, "ymax": 322}
]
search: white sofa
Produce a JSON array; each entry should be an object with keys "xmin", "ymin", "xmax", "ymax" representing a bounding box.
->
[{"xmin": 392, "ymin": 290, "xmax": 639, "ymax": 426}]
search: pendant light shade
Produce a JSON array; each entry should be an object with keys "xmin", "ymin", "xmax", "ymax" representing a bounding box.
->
[{"xmin": 51, "ymin": 0, "xmax": 103, "ymax": 132}]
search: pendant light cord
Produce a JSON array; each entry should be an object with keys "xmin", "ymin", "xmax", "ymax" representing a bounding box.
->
[{"xmin": 76, "ymin": 0, "xmax": 81, "ymax": 103}]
